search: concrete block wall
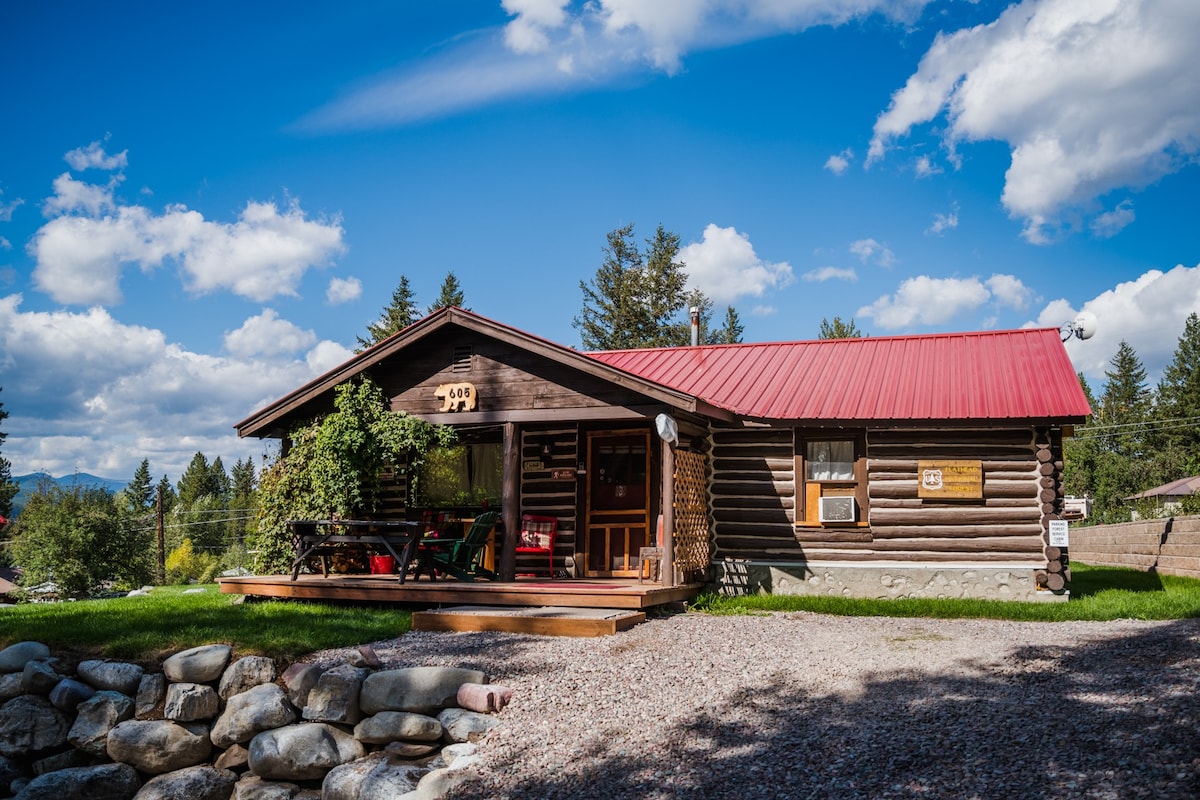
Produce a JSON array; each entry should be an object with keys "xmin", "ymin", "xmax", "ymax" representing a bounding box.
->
[{"xmin": 1069, "ymin": 516, "xmax": 1200, "ymax": 580}]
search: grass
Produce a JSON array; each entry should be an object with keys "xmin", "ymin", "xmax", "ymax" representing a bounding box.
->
[
  {"xmin": 0, "ymin": 585, "xmax": 412, "ymax": 667},
  {"xmin": 3, "ymin": 564, "xmax": 1197, "ymax": 667},
  {"xmin": 690, "ymin": 563, "xmax": 1200, "ymax": 622}
]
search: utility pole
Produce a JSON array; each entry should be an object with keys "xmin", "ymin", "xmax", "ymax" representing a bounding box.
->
[{"xmin": 156, "ymin": 485, "xmax": 165, "ymax": 583}]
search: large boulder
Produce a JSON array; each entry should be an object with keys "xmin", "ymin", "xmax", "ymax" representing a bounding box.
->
[
  {"xmin": 353, "ymin": 711, "xmax": 442, "ymax": 744},
  {"xmin": 49, "ymin": 678, "xmax": 97, "ymax": 712},
  {"xmin": 211, "ymin": 684, "xmax": 297, "ymax": 749},
  {"xmin": 247, "ymin": 723, "xmax": 364, "ymax": 782},
  {"xmin": 301, "ymin": 664, "xmax": 369, "ymax": 725},
  {"xmin": 280, "ymin": 663, "xmax": 322, "ymax": 709},
  {"xmin": 163, "ymin": 645, "xmax": 232, "ymax": 684},
  {"xmin": 132, "ymin": 764, "xmax": 237, "ymax": 800},
  {"xmin": 106, "ymin": 720, "xmax": 212, "ymax": 774},
  {"xmin": 21, "ymin": 660, "xmax": 65, "ymax": 695},
  {"xmin": 77, "ymin": 660, "xmax": 144, "ymax": 696},
  {"xmin": 134, "ymin": 674, "xmax": 166, "ymax": 720},
  {"xmin": 321, "ymin": 752, "xmax": 425, "ymax": 800},
  {"xmin": 68, "ymin": 690, "xmax": 135, "ymax": 757},
  {"xmin": 218, "ymin": 656, "xmax": 277, "ymax": 700},
  {"xmin": 12, "ymin": 762, "xmax": 140, "ymax": 800},
  {"xmin": 164, "ymin": 682, "xmax": 219, "ymax": 722},
  {"xmin": 437, "ymin": 708, "xmax": 500, "ymax": 744},
  {"xmin": 0, "ymin": 695, "xmax": 69, "ymax": 758},
  {"xmin": 0, "ymin": 642, "xmax": 50, "ymax": 674},
  {"xmin": 359, "ymin": 667, "xmax": 486, "ymax": 716},
  {"xmin": 0, "ymin": 673, "xmax": 24, "ymax": 702}
]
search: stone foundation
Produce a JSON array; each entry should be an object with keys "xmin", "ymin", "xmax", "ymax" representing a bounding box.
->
[{"xmin": 711, "ymin": 560, "xmax": 1065, "ymax": 602}]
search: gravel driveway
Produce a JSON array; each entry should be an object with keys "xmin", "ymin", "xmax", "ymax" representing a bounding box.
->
[{"xmin": 314, "ymin": 612, "xmax": 1200, "ymax": 799}]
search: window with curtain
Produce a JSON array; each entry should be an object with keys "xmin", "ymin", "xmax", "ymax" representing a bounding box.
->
[
  {"xmin": 415, "ymin": 442, "xmax": 502, "ymax": 507},
  {"xmin": 806, "ymin": 440, "xmax": 856, "ymax": 481}
]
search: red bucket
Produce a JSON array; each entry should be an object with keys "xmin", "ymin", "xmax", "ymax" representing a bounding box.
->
[{"xmin": 369, "ymin": 555, "xmax": 395, "ymax": 574}]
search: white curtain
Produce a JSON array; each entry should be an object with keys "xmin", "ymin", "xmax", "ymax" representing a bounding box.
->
[{"xmin": 806, "ymin": 440, "xmax": 855, "ymax": 481}]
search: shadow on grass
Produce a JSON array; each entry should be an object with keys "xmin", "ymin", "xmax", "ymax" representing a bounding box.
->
[
  {"xmin": 453, "ymin": 619, "xmax": 1200, "ymax": 800},
  {"xmin": 1069, "ymin": 564, "xmax": 1166, "ymax": 597}
]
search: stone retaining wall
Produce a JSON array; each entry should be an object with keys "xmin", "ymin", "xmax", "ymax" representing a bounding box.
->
[
  {"xmin": 1069, "ymin": 515, "xmax": 1200, "ymax": 579},
  {"xmin": 0, "ymin": 641, "xmax": 508, "ymax": 800}
]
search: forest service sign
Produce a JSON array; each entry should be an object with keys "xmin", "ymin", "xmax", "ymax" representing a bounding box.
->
[{"xmin": 918, "ymin": 460, "xmax": 983, "ymax": 499}]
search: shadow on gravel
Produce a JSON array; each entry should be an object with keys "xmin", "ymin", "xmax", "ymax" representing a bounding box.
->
[{"xmin": 456, "ymin": 619, "xmax": 1200, "ymax": 800}]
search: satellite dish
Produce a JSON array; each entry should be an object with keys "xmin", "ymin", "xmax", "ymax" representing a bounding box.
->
[
  {"xmin": 655, "ymin": 413, "xmax": 678, "ymax": 445},
  {"xmin": 1072, "ymin": 311, "xmax": 1098, "ymax": 340}
]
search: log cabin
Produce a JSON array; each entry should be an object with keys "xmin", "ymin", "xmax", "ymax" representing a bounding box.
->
[{"xmin": 235, "ymin": 307, "xmax": 1091, "ymax": 600}]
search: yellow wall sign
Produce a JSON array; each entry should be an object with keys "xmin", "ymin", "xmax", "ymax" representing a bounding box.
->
[{"xmin": 918, "ymin": 460, "xmax": 983, "ymax": 499}]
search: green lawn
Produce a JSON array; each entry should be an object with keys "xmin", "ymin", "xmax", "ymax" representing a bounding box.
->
[
  {"xmin": 0, "ymin": 585, "xmax": 412, "ymax": 667},
  {"xmin": 691, "ymin": 563, "xmax": 1200, "ymax": 621},
  {"xmin": 3, "ymin": 564, "xmax": 1197, "ymax": 668}
]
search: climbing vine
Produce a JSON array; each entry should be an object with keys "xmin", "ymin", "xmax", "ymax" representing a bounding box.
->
[{"xmin": 249, "ymin": 377, "xmax": 455, "ymax": 574}]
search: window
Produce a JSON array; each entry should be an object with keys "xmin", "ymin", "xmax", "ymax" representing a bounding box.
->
[
  {"xmin": 796, "ymin": 431, "xmax": 867, "ymax": 526},
  {"xmin": 415, "ymin": 442, "xmax": 502, "ymax": 508}
]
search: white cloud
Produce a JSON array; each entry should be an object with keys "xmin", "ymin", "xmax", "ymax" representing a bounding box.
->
[
  {"xmin": 849, "ymin": 238, "xmax": 895, "ymax": 267},
  {"xmin": 927, "ymin": 206, "xmax": 959, "ymax": 235},
  {"xmin": 914, "ymin": 154, "xmax": 942, "ymax": 178},
  {"xmin": 869, "ymin": 0, "xmax": 1200, "ymax": 242},
  {"xmin": 802, "ymin": 266, "xmax": 857, "ymax": 282},
  {"xmin": 0, "ymin": 191, "xmax": 23, "ymax": 222},
  {"xmin": 678, "ymin": 223, "xmax": 793, "ymax": 305},
  {"xmin": 224, "ymin": 309, "xmax": 318, "ymax": 358},
  {"xmin": 985, "ymin": 273, "xmax": 1034, "ymax": 310},
  {"xmin": 857, "ymin": 272, "xmax": 1036, "ymax": 329},
  {"xmin": 64, "ymin": 139, "xmax": 129, "ymax": 172},
  {"xmin": 326, "ymin": 276, "xmax": 362, "ymax": 304},
  {"xmin": 302, "ymin": 0, "xmax": 932, "ymax": 130},
  {"xmin": 0, "ymin": 294, "xmax": 347, "ymax": 480},
  {"xmin": 0, "ymin": 236, "xmax": 9, "ymax": 250},
  {"xmin": 1090, "ymin": 200, "xmax": 1136, "ymax": 239},
  {"xmin": 824, "ymin": 149, "xmax": 853, "ymax": 175},
  {"xmin": 1032, "ymin": 263, "xmax": 1200, "ymax": 383},
  {"xmin": 30, "ymin": 171, "xmax": 346, "ymax": 306}
]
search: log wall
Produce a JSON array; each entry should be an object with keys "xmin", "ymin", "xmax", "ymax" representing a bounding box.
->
[
  {"xmin": 519, "ymin": 425, "xmax": 580, "ymax": 576},
  {"xmin": 1070, "ymin": 516, "xmax": 1200, "ymax": 580},
  {"xmin": 711, "ymin": 426, "xmax": 1058, "ymax": 569}
]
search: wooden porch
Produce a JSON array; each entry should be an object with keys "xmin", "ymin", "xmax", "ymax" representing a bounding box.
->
[{"xmin": 217, "ymin": 574, "xmax": 703, "ymax": 611}]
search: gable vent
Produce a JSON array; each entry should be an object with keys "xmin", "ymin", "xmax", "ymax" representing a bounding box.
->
[{"xmin": 452, "ymin": 345, "xmax": 473, "ymax": 372}]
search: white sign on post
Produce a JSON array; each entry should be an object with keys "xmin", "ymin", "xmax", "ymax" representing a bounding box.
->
[{"xmin": 1048, "ymin": 519, "xmax": 1069, "ymax": 548}]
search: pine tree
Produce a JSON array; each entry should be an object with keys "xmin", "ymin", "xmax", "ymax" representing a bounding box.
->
[
  {"xmin": 0, "ymin": 388, "xmax": 16, "ymax": 519},
  {"xmin": 1091, "ymin": 341, "xmax": 1155, "ymax": 521},
  {"xmin": 641, "ymin": 224, "xmax": 689, "ymax": 347},
  {"xmin": 575, "ymin": 224, "xmax": 645, "ymax": 350},
  {"xmin": 427, "ymin": 271, "xmax": 466, "ymax": 314},
  {"xmin": 230, "ymin": 457, "xmax": 257, "ymax": 546},
  {"xmin": 122, "ymin": 458, "xmax": 154, "ymax": 515},
  {"xmin": 819, "ymin": 317, "xmax": 864, "ymax": 339},
  {"xmin": 358, "ymin": 276, "xmax": 419, "ymax": 350},
  {"xmin": 1155, "ymin": 312, "xmax": 1200, "ymax": 475},
  {"xmin": 713, "ymin": 305, "xmax": 744, "ymax": 344},
  {"xmin": 157, "ymin": 475, "xmax": 177, "ymax": 515}
]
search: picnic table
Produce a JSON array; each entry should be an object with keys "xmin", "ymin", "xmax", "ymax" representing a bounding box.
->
[{"xmin": 289, "ymin": 519, "xmax": 422, "ymax": 582}]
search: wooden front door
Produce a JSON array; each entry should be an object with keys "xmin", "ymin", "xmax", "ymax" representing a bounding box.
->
[{"xmin": 584, "ymin": 430, "xmax": 652, "ymax": 577}]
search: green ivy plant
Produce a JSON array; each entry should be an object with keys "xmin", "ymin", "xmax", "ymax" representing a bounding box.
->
[{"xmin": 250, "ymin": 377, "xmax": 456, "ymax": 574}]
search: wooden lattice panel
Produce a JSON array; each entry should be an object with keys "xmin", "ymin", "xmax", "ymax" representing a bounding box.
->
[{"xmin": 673, "ymin": 450, "xmax": 711, "ymax": 572}]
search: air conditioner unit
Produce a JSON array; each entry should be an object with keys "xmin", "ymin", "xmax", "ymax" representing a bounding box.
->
[{"xmin": 819, "ymin": 496, "xmax": 857, "ymax": 523}]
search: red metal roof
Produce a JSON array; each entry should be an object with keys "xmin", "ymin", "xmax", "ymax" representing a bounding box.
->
[{"xmin": 587, "ymin": 327, "xmax": 1092, "ymax": 423}]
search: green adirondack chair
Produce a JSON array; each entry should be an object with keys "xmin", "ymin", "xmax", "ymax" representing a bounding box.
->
[{"xmin": 413, "ymin": 511, "xmax": 499, "ymax": 582}]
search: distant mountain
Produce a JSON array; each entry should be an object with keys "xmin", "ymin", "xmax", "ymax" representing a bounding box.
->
[{"xmin": 10, "ymin": 472, "xmax": 128, "ymax": 518}]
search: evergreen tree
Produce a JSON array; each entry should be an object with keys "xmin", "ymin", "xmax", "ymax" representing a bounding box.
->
[
  {"xmin": 358, "ymin": 275, "xmax": 419, "ymax": 350},
  {"xmin": 1090, "ymin": 341, "xmax": 1155, "ymax": 521},
  {"xmin": 177, "ymin": 452, "xmax": 219, "ymax": 506},
  {"xmin": 641, "ymin": 224, "xmax": 689, "ymax": 347},
  {"xmin": 0, "ymin": 388, "xmax": 16, "ymax": 519},
  {"xmin": 576, "ymin": 224, "xmax": 645, "ymax": 350},
  {"xmin": 427, "ymin": 271, "xmax": 466, "ymax": 314},
  {"xmin": 157, "ymin": 474, "xmax": 177, "ymax": 515},
  {"xmin": 1155, "ymin": 312, "xmax": 1200, "ymax": 475},
  {"xmin": 1063, "ymin": 373, "xmax": 1099, "ymax": 500},
  {"xmin": 713, "ymin": 305, "xmax": 745, "ymax": 344},
  {"xmin": 127, "ymin": 459, "xmax": 153, "ymax": 510},
  {"xmin": 819, "ymin": 317, "xmax": 864, "ymax": 339},
  {"xmin": 230, "ymin": 457, "xmax": 257, "ymax": 546}
]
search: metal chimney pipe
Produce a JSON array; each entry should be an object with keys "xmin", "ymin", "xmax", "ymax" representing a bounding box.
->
[{"xmin": 689, "ymin": 306, "xmax": 700, "ymax": 346}]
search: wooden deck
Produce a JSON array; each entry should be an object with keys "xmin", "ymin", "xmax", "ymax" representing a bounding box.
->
[{"xmin": 218, "ymin": 574, "xmax": 702, "ymax": 610}]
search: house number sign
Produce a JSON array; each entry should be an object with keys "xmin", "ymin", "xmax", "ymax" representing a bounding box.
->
[
  {"xmin": 917, "ymin": 460, "xmax": 983, "ymax": 499},
  {"xmin": 434, "ymin": 382, "xmax": 477, "ymax": 412}
]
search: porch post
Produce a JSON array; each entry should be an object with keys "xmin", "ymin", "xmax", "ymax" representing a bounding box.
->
[
  {"xmin": 660, "ymin": 436, "xmax": 676, "ymax": 587},
  {"xmin": 500, "ymin": 421, "xmax": 519, "ymax": 581}
]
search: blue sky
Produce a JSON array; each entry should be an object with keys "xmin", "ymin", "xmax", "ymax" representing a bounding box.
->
[{"xmin": 1, "ymin": 0, "xmax": 1198, "ymax": 484}]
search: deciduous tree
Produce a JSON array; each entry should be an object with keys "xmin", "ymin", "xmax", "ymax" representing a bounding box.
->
[{"xmin": 819, "ymin": 317, "xmax": 864, "ymax": 339}]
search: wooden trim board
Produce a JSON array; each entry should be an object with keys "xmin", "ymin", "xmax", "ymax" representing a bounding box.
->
[{"xmin": 412, "ymin": 605, "xmax": 646, "ymax": 637}]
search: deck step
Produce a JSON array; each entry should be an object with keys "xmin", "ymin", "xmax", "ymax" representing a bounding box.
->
[{"xmin": 412, "ymin": 605, "xmax": 645, "ymax": 637}]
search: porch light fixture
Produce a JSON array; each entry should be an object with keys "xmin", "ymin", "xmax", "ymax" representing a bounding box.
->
[{"xmin": 655, "ymin": 413, "xmax": 678, "ymax": 445}]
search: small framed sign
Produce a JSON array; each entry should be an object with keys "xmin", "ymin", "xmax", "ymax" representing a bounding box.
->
[
  {"xmin": 917, "ymin": 460, "xmax": 983, "ymax": 499},
  {"xmin": 1048, "ymin": 519, "xmax": 1069, "ymax": 548},
  {"xmin": 550, "ymin": 468, "xmax": 576, "ymax": 480},
  {"xmin": 523, "ymin": 460, "xmax": 544, "ymax": 472}
]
